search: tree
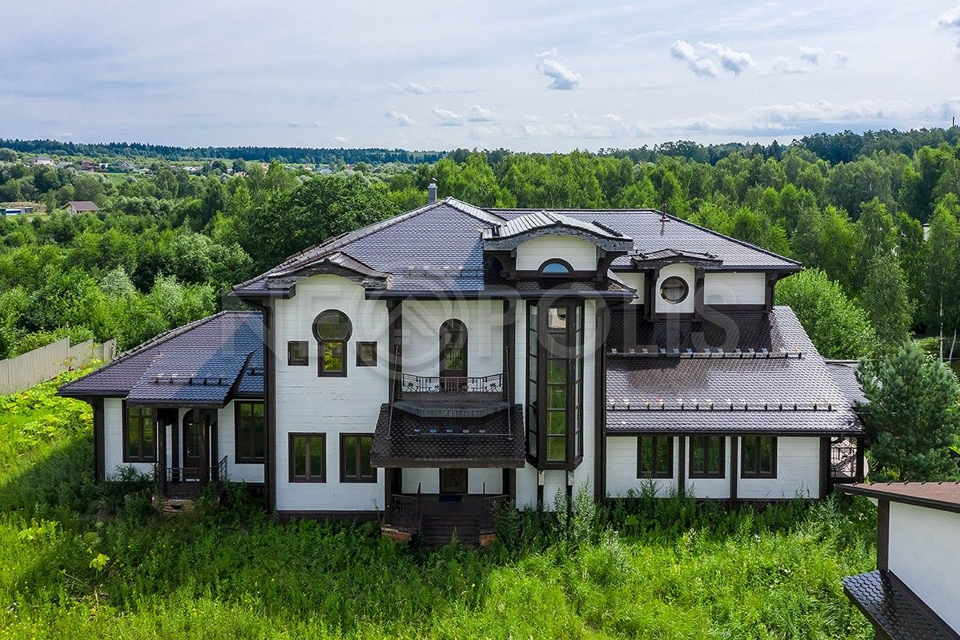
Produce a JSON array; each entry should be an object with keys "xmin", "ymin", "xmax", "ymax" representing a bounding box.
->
[
  {"xmin": 860, "ymin": 253, "xmax": 912, "ymax": 351},
  {"xmin": 775, "ymin": 269, "xmax": 877, "ymax": 359},
  {"xmin": 924, "ymin": 195, "xmax": 960, "ymax": 360},
  {"xmin": 858, "ymin": 342, "xmax": 960, "ymax": 481}
]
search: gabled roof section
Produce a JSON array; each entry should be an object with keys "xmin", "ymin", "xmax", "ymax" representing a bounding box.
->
[
  {"xmin": 483, "ymin": 210, "xmax": 634, "ymax": 253},
  {"xmin": 58, "ymin": 311, "xmax": 263, "ymax": 402},
  {"xmin": 630, "ymin": 248, "xmax": 723, "ymax": 269}
]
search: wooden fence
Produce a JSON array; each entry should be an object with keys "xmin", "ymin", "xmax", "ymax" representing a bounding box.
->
[{"xmin": 0, "ymin": 338, "xmax": 117, "ymax": 395}]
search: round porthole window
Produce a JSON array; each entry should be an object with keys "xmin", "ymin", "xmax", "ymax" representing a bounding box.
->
[
  {"xmin": 313, "ymin": 309, "xmax": 352, "ymax": 342},
  {"xmin": 659, "ymin": 276, "xmax": 689, "ymax": 304}
]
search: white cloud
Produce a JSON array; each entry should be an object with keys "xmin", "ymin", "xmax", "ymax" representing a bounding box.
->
[
  {"xmin": 389, "ymin": 82, "xmax": 449, "ymax": 94},
  {"xmin": 669, "ymin": 40, "xmax": 719, "ymax": 78},
  {"xmin": 832, "ymin": 50, "xmax": 850, "ymax": 68},
  {"xmin": 467, "ymin": 105, "xmax": 498, "ymax": 122},
  {"xmin": 798, "ymin": 45, "xmax": 826, "ymax": 65},
  {"xmin": 331, "ymin": 135, "xmax": 347, "ymax": 144},
  {"xmin": 469, "ymin": 124, "xmax": 501, "ymax": 138},
  {"xmin": 757, "ymin": 99, "xmax": 894, "ymax": 124},
  {"xmin": 313, "ymin": 120, "xmax": 324, "ymax": 128},
  {"xmin": 771, "ymin": 56, "xmax": 803, "ymax": 75},
  {"xmin": 535, "ymin": 48, "xmax": 583, "ymax": 90},
  {"xmin": 431, "ymin": 106, "xmax": 466, "ymax": 126},
  {"xmin": 938, "ymin": 5, "xmax": 960, "ymax": 48},
  {"xmin": 700, "ymin": 42, "xmax": 755, "ymax": 75},
  {"xmin": 384, "ymin": 107, "xmax": 415, "ymax": 126},
  {"xmin": 287, "ymin": 120, "xmax": 302, "ymax": 127}
]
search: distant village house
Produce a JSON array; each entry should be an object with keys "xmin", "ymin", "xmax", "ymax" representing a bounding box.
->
[{"xmin": 62, "ymin": 201, "xmax": 100, "ymax": 215}]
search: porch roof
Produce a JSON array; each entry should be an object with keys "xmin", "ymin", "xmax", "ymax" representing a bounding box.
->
[{"xmin": 370, "ymin": 403, "xmax": 525, "ymax": 469}]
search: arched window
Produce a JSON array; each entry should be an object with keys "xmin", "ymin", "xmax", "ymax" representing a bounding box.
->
[
  {"xmin": 439, "ymin": 319, "xmax": 468, "ymax": 388},
  {"xmin": 659, "ymin": 276, "xmax": 689, "ymax": 304},
  {"xmin": 313, "ymin": 310, "xmax": 352, "ymax": 377},
  {"xmin": 538, "ymin": 259, "xmax": 573, "ymax": 276}
]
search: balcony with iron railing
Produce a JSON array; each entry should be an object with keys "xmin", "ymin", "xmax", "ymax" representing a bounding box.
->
[{"xmin": 154, "ymin": 455, "xmax": 228, "ymax": 500}]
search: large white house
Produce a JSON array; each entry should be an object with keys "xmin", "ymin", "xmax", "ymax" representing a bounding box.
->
[{"xmin": 60, "ymin": 195, "xmax": 865, "ymax": 542}]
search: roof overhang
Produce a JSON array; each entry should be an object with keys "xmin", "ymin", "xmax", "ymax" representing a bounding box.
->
[{"xmin": 482, "ymin": 211, "xmax": 634, "ymax": 253}]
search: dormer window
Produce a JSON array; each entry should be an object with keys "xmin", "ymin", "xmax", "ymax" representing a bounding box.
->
[
  {"xmin": 538, "ymin": 259, "xmax": 573, "ymax": 277},
  {"xmin": 659, "ymin": 276, "xmax": 689, "ymax": 304}
]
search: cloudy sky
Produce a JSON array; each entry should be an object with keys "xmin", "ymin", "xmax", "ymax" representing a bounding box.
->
[{"xmin": 1, "ymin": 1, "xmax": 959, "ymax": 152}]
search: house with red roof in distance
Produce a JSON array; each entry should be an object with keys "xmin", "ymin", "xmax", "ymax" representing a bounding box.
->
[
  {"xmin": 59, "ymin": 186, "xmax": 867, "ymax": 544},
  {"xmin": 62, "ymin": 201, "xmax": 100, "ymax": 215}
]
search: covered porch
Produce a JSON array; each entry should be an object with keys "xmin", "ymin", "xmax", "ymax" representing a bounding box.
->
[{"xmin": 149, "ymin": 406, "xmax": 229, "ymax": 501}]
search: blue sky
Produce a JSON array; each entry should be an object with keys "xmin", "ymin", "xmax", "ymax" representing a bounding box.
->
[{"xmin": 1, "ymin": 1, "xmax": 959, "ymax": 151}]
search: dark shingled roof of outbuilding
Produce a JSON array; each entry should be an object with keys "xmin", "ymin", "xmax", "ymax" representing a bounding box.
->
[
  {"xmin": 842, "ymin": 570, "xmax": 960, "ymax": 640},
  {"xmin": 58, "ymin": 311, "xmax": 263, "ymax": 402},
  {"xmin": 604, "ymin": 307, "xmax": 862, "ymax": 435}
]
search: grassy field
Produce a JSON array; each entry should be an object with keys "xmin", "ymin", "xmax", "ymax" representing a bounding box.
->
[{"xmin": 0, "ymin": 369, "xmax": 876, "ymax": 639}]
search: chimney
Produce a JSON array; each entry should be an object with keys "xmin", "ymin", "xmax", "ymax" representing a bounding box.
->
[{"xmin": 427, "ymin": 181, "xmax": 437, "ymax": 204}]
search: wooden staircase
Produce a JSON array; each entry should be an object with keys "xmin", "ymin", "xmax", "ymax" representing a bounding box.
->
[{"xmin": 421, "ymin": 512, "xmax": 481, "ymax": 546}]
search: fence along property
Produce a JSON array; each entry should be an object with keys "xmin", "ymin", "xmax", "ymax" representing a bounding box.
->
[{"xmin": 0, "ymin": 338, "xmax": 117, "ymax": 395}]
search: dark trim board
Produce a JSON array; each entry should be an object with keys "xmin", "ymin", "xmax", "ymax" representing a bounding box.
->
[
  {"xmin": 838, "ymin": 484, "xmax": 960, "ymax": 515},
  {"xmin": 275, "ymin": 510, "xmax": 382, "ymax": 523}
]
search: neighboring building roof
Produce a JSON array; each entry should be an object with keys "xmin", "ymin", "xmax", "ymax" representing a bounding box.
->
[
  {"xmin": 58, "ymin": 311, "xmax": 262, "ymax": 402},
  {"xmin": 62, "ymin": 201, "xmax": 100, "ymax": 212},
  {"xmin": 825, "ymin": 360, "xmax": 868, "ymax": 407},
  {"xmin": 235, "ymin": 198, "xmax": 800, "ymax": 299},
  {"xmin": 604, "ymin": 307, "xmax": 862, "ymax": 435},
  {"xmin": 842, "ymin": 570, "xmax": 960, "ymax": 640},
  {"xmin": 370, "ymin": 404, "xmax": 525, "ymax": 469},
  {"xmin": 837, "ymin": 482, "xmax": 960, "ymax": 515}
]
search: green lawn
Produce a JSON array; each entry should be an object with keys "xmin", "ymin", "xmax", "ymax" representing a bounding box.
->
[{"xmin": 0, "ymin": 369, "xmax": 876, "ymax": 639}]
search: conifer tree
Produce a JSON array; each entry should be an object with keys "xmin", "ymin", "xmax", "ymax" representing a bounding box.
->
[{"xmin": 860, "ymin": 253, "xmax": 912, "ymax": 352}]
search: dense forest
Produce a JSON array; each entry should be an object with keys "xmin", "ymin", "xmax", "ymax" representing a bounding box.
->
[{"xmin": 1, "ymin": 127, "xmax": 960, "ymax": 366}]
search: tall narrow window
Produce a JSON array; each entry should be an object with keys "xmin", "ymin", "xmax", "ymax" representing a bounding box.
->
[
  {"xmin": 741, "ymin": 436, "xmax": 777, "ymax": 478},
  {"xmin": 314, "ymin": 310, "xmax": 351, "ymax": 377},
  {"xmin": 124, "ymin": 404, "xmax": 156, "ymax": 462},
  {"xmin": 637, "ymin": 436, "xmax": 673, "ymax": 478},
  {"xmin": 439, "ymin": 319, "xmax": 468, "ymax": 389},
  {"xmin": 526, "ymin": 304, "xmax": 539, "ymax": 460},
  {"xmin": 341, "ymin": 434, "xmax": 376, "ymax": 482},
  {"xmin": 289, "ymin": 433, "xmax": 326, "ymax": 482},
  {"xmin": 235, "ymin": 402, "xmax": 266, "ymax": 463},
  {"xmin": 689, "ymin": 436, "xmax": 725, "ymax": 478}
]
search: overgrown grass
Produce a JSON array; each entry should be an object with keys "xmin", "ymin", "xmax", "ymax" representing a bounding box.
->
[{"xmin": 0, "ymin": 370, "xmax": 876, "ymax": 639}]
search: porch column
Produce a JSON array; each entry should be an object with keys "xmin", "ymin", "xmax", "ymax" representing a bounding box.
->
[
  {"xmin": 388, "ymin": 300, "xmax": 403, "ymax": 404},
  {"xmin": 729, "ymin": 436, "xmax": 738, "ymax": 501},
  {"xmin": 677, "ymin": 437, "xmax": 686, "ymax": 498},
  {"xmin": 156, "ymin": 409, "xmax": 167, "ymax": 496},
  {"xmin": 855, "ymin": 436, "xmax": 866, "ymax": 481}
]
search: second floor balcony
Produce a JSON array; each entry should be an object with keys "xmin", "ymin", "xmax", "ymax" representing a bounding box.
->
[{"xmin": 393, "ymin": 372, "xmax": 508, "ymax": 417}]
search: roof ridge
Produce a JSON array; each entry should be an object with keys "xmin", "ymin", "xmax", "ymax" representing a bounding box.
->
[
  {"xmin": 442, "ymin": 197, "xmax": 508, "ymax": 225},
  {"xmin": 663, "ymin": 214, "xmax": 802, "ymax": 268}
]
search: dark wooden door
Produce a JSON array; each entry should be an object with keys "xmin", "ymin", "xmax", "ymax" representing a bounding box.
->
[
  {"xmin": 440, "ymin": 468, "xmax": 468, "ymax": 494},
  {"xmin": 439, "ymin": 319, "xmax": 468, "ymax": 390},
  {"xmin": 182, "ymin": 411, "xmax": 206, "ymax": 480}
]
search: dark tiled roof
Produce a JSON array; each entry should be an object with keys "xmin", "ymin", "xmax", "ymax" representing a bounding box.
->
[
  {"xmin": 126, "ymin": 352, "xmax": 251, "ymax": 406},
  {"xmin": 236, "ymin": 198, "xmax": 798, "ymax": 298},
  {"xmin": 608, "ymin": 307, "xmax": 777, "ymax": 353},
  {"xmin": 838, "ymin": 482, "xmax": 960, "ymax": 514},
  {"xmin": 370, "ymin": 404, "xmax": 525, "ymax": 468},
  {"xmin": 605, "ymin": 307, "xmax": 862, "ymax": 435},
  {"xmin": 825, "ymin": 360, "xmax": 868, "ymax": 407},
  {"xmin": 843, "ymin": 570, "xmax": 960, "ymax": 640},
  {"xmin": 64, "ymin": 200, "xmax": 99, "ymax": 212},
  {"xmin": 58, "ymin": 311, "xmax": 263, "ymax": 402}
]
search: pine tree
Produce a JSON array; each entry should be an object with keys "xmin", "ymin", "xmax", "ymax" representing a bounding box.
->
[{"xmin": 858, "ymin": 342, "xmax": 960, "ymax": 481}]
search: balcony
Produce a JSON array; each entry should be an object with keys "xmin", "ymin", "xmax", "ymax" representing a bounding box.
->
[{"xmin": 393, "ymin": 373, "xmax": 508, "ymax": 418}]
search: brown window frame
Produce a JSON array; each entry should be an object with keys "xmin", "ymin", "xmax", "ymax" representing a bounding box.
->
[
  {"xmin": 637, "ymin": 435, "xmax": 673, "ymax": 479},
  {"xmin": 234, "ymin": 401, "xmax": 266, "ymax": 464},
  {"xmin": 287, "ymin": 340, "xmax": 309, "ymax": 366},
  {"xmin": 688, "ymin": 435, "xmax": 725, "ymax": 479},
  {"xmin": 314, "ymin": 310, "xmax": 352, "ymax": 378},
  {"xmin": 741, "ymin": 436, "xmax": 778, "ymax": 479},
  {"xmin": 122, "ymin": 403, "xmax": 157, "ymax": 463},
  {"xmin": 340, "ymin": 433, "xmax": 376, "ymax": 483},
  {"xmin": 288, "ymin": 433, "xmax": 326, "ymax": 483},
  {"xmin": 659, "ymin": 275, "xmax": 690, "ymax": 304},
  {"xmin": 356, "ymin": 341, "xmax": 377, "ymax": 367}
]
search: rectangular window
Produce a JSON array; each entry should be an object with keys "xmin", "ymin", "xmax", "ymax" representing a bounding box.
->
[
  {"xmin": 289, "ymin": 433, "xmax": 326, "ymax": 482},
  {"xmin": 123, "ymin": 404, "xmax": 157, "ymax": 462},
  {"xmin": 741, "ymin": 436, "xmax": 777, "ymax": 478},
  {"xmin": 319, "ymin": 340, "xmax": 347, "ymax": 376},
  {"xmin": 637, "ymin": 436, "xmax": 673, "ymax": 478},
  {"xmin": 356, "ymin": 341, "xmax": 377, "ymax": 367},
  {"xmin": 235, "ymin": 402, "xmax": 266, "ymax": 463},
  {"xmin": 288, "ymin": 341, "xmax": 308, "ymax": 366},
  {"xmin": 689, "ymin": 436, "xmax": 725, "ymax": 478},
  {"xmin": 340, "ymin": 433, "xmax": 376, "ymax": 482}
]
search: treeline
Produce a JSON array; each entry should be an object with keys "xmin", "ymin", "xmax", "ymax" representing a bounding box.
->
[
  {"xmin": 1, "ymin": 137, "xmax": 960, "ymax": 363},
  {"xmin": 0, "ymin": 139, "xmax": 446, "ymax": 165}
]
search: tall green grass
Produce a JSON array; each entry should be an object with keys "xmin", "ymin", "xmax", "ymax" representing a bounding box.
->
[{"xmin": 0, "ymin": 370, "xmax": 876, "ymax": 639}]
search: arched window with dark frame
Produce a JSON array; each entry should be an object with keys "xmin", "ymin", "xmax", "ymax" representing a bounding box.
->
[
  {"xmin": 439, "ymin": 319, "xmax": 468, "ymax": 390},
  {"xmin": 313, "ymin": 309, "xmax": 352, "ymax": 377},
  {"xmin": 538, "ymin": 259, "xmax": 574, "ymax": 277}
]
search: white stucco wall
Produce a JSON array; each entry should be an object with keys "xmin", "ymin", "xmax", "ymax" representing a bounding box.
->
[
  {"xmin": 401, "ymin": 299, "xmax": 504, "ymax": 378},
  {"xmin": 103, "ymin": 398, "xmax": 154, "ymax": 478},
  {"xmin": 684, "ymin": 436, "xmax": 730, "ymax": 499},
  {"xmin": 515, "ymin": 236, "xmax": 598, "ymax": 272},
  {"xmin": 888, "ymin": 502, "xmax": 960, "ymax": 631},
  {"xmin": 605, "ymin": 436, "xmax": 680, "ymax": 498},
  {"xmin": 654, "ymin": 263, "xmax": 696, "ymax": 314},
  {"xmin": 399, "ymin": 468, "xmax": 504, "ymax": 495},
  {"xmin": 735, "ymin": 437, "xmax": 818, "ymax": 499},
  {"xmin": 616, "ymin": 272, "xmax": 646, "ymax": 305},
  {"xmin": 703, "ymin": 272, "xmax": 766, "ymax": 306},
  {"xmin": 273, "ymin": 275, "xmax": 389, "ymax": 512}
]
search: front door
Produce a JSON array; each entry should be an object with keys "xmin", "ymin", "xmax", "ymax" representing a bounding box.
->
[
  {"xmin": 439, "ymin": 319, "xmax": 468, "ymax": 390},
  {"xmin": 182, "ymin": 411, "xmax": 207, "ymax": 481},
  {"xmin": 440, "ymin": 468, "xmax": 468, "ymax": 494}
]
